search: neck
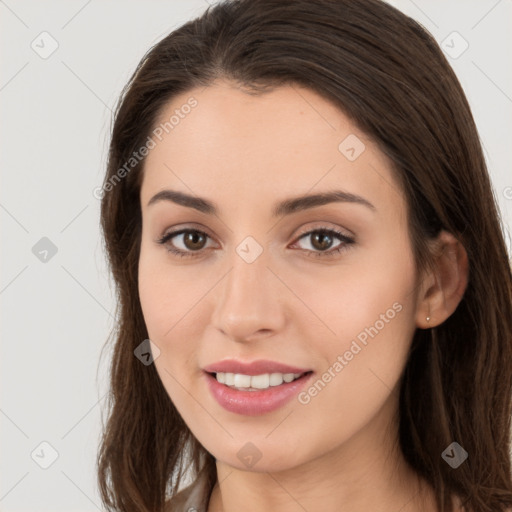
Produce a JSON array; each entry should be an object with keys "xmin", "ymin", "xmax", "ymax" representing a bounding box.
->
[{"xmin": 207, "ymin": 389, "xmax": 437, "ymax": 512}]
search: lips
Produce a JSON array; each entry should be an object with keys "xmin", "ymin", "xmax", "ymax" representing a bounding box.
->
[
  {"xmin": 202, "ymin": 359, "xmax": 311, "ymax": 376},
  {"xmin": 202, "ymin": 359, "xmax": 314, "ymax": 415}
]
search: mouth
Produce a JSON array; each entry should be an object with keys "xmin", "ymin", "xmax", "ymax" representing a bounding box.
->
[
  {"xmin": 207, "ymin": 370, "xmax": 313, "ymax": 391},
  {"xmin": 203, "ymin": 370, "xmax": 314, "ymax": 415}
]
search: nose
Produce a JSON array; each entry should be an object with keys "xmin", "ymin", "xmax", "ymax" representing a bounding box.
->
[{"xmin": 211, "ymin": 247, "xmax": 286, "ymax": 343}]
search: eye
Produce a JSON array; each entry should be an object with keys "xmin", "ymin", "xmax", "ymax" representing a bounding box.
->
[
  {"xmin": 156, "ymin": 229, "xmax": 214, "ymax": 258},
  {"xmin": 291, "ymin": 227, "xmax": 355, "ymax": 258},
  {"xmin": 156, "ymin": 226, "xmax": 355, "ymax": 259}
]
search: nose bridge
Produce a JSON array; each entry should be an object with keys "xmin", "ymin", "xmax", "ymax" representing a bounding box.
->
[{"xmin": 212, "ymin": 240, "xmax": 284, "ymax": 340}]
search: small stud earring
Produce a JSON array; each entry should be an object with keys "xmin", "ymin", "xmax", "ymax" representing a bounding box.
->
[{"xmin": 426, "ymin": 316, "xmax": 431, "ymax": 322}]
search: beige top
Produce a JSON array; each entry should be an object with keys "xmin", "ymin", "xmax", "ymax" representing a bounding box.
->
[{"xmin": 165, "ymin": 468, "xmax": 212, "ymax": 512}]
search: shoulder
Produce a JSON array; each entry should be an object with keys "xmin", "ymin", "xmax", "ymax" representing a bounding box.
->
[
  {"xmin": 165, "ymin": 470, "xmax": 212, "ymax": 512},
  {"xmin": 451, "ymin": 494, "xmax": 466, "ymax": 512}
]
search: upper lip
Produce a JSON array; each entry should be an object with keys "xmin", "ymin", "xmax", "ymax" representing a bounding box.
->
[{"xmin": 203, "ymin": 359, "xmax": 312, "ymax": 376}]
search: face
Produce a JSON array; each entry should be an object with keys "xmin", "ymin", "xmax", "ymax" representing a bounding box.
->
[{"xmin": 138, "ymin": 80, "xmax": 422, "ymax": 472}]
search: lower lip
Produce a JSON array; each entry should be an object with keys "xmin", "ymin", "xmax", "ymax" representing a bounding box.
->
[{"xmin": 204, "ymin": 371, "xmax": 314, "ymax": 416}]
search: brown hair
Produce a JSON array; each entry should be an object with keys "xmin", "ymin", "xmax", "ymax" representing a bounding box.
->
[{"xmin": 96, "ymin": 0, "xmax": 512, "ymax": 510}]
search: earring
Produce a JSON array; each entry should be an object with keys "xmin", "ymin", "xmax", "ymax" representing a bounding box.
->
[{"xmin": 426, "ymin": 316, "xmax": 431, "ymax": 322}]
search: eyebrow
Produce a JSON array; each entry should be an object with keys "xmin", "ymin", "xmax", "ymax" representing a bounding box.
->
[{"xmin": 146, "ymin": 188, "xmax": 376, "ymax": 217}]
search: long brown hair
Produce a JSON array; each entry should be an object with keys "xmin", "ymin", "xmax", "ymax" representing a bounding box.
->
[{"xmin": 96, "ymin": 0, "xmax": 512, "ymax": 510}]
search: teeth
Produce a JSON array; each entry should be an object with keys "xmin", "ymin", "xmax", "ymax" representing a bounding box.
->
[
  {"xmin": 251, "ymin": 374, "xmax": 269, "ymax": 389},
  {"xmin": 234, "ymin": 374, "xmax": 251, "ymax": 387},
  {"xmin": 269, "ymin": 373, "xmax": 284, "ymax": 386},
  {"xmin": 214, "ymin": 372, "xmax": 304, "ymax": 390}
]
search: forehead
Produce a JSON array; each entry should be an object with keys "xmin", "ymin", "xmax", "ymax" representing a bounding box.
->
[{"xmin": 140, "ymin": 80, "xmax": 404, "ymax": 219}]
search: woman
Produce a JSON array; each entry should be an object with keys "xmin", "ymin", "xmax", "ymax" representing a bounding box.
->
[{"xmin": 96, "ymin": 0, "xmax": 512, "ymax": 511}]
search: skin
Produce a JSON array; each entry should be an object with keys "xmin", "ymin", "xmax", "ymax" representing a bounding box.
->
[{"xmin": 138, "ymin": 79, "xmax": 468, "ymax": 512}]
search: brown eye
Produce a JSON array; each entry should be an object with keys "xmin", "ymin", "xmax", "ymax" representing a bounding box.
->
[
  {"xmin": 310, "ymin": 231, "xmax": 335, "ymax": 251},
  {"xmin": 292, "ymin": 228, "xmax": 355, "ymax": 259},
  {"xmin": 157, "ymin": 229, "xmax": 213, "ymax": 257},
  {"xmin": 157, "ymin": 226, "xmax": 355, "ymax": 260},
  {"xmin": 182, "ymin": 231, "xmax": 207, "ymax": 250}
]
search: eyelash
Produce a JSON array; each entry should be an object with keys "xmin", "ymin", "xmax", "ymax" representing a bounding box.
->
[{"xmin": 156, "ymin": 227, "xmax": 355, "ymax": 259}]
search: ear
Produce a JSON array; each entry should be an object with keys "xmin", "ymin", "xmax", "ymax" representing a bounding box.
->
[{"xmin": 415, "ymin": 230, "xmax": 469, "ymax": 330}]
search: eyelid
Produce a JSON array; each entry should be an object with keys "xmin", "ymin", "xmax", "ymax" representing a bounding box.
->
[
  {"xmin": 157, "ymin": 222, "xmax": 216, "ymax": 241},
  {"xmin": 156, "ymin": 222, "xmax": 356, "ymax": 258},
  {"xmin": 292, "ymin": 222, "xmax": 354, "ymax": 240},
  {"xmin": 157, "ymin": 222, "xmax": 352, "ymax": 244},
  {"xmin": 289, "ymin": 226, "xmax": 355, "ymax": 256}
]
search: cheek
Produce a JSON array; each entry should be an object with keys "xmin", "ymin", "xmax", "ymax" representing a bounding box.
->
[
  {"xmin": 138, "ymin": 260, "xmax": 198, "ymax": 411},
  {"xmin": 299, "ymin": 243, "xmax": 417, "ymax": 388},
  {"xmin": 138, "ymin": 251, "xmax": 211, "ymax": 396},
  {"xmin": 292, "ymin": 276, "xmax": 417, "ymax": 452},
  {"xmin": 138, "ymin": 248, "xmax": 210, "ymax": 341},
  {"xmin": 290, "ymin": 254, "xmax": 415, "ymax": 346}
]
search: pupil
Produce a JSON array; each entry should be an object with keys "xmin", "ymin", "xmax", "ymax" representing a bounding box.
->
[
  {"xmin": 313, "ymin": 231, "xmax": 332, "ymax": 251},
  {"xmin": 185, "ymin": 231, "xmax": 205, "ymax": 250}
]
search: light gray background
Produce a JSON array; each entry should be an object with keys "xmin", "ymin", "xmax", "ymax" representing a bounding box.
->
[{"xmin": 1, "ymin": 1, "xmax": 511, "ymax": 510}]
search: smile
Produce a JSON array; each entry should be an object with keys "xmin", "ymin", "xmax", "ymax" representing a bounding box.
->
[
  {"xmin": 204, "ymin": 370, "xmax": 314, "ymax": 415},
  {"xmin": 214, "ymin": 371, "xmax": 305, "ymax": 390}
]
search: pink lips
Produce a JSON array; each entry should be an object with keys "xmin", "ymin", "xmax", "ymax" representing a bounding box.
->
[{"xmin": 202, "ymin": 359, "xmax": 313, "ymax": 416}]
